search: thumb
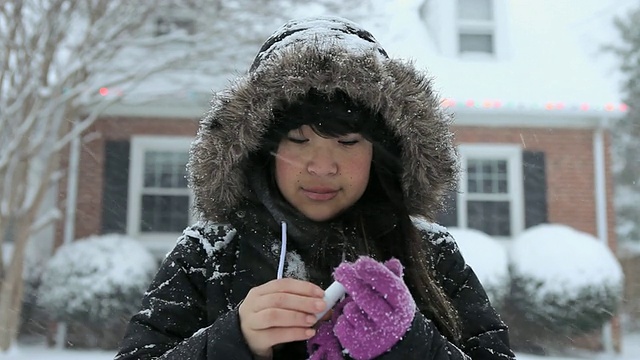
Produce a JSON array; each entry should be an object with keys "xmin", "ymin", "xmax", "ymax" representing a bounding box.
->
[{"xmin": 383, "ymin": 258, "xmax": 404, "ymax": 277}]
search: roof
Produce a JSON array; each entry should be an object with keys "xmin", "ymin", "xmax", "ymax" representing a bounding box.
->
[
  {"xmin": 361, "ymin": 0, "xmax": 631, "ymax": 119},
  {"xmin": 101, "ymin": 0, "xmax": 634, "ymax": 123}
]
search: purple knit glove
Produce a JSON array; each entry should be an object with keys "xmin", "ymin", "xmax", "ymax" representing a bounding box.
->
[
  {"xmin": 306, "ymin": 296, "xmax": 351, "ymax": 360},
  {"xmin": 333, "ymin": 257, "xmax": 416, "ymax": 360}
]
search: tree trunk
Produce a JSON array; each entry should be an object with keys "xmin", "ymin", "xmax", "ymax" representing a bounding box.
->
[{"xmin": 0, "ymin": 216, "xmax": 32, "ymax": 351}]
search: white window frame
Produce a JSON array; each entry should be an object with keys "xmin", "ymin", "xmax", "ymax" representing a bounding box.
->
[
  {"xmin": 456, "ymin": 0, "xmax": 496, "ymax": 56},
  {"xmin": 420, "ymin": 0, "xmax": 508, "ymax": 59},
  {"xmin": 457, "ymin": 144, "xmax": 524, "ymax": 239},
  {"xmin": 127, "ymin": 136, "xmax": 194, "ymax": 253}
]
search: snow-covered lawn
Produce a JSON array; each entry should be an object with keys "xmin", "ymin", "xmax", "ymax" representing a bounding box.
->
[{"xmin": 0, "ymin": 332, "xmax": 639, "ymax": 360}]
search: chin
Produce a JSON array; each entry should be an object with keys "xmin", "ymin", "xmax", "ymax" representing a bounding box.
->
[
  {"xmin": 304, "ymin": 213, "xmax": 337, "ymax": 222},
  {"xmin": 301, "ymin": 207, "xmax": 347, "ymax": 222},
  {"xmin": 303, "ymin": 211, "xmax": 340, "ymax": 222}
]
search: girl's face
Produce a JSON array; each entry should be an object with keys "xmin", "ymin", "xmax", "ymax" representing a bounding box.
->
[{"xmin": 275, "ymin": 125, "xmax": 373, "ymax": 222}]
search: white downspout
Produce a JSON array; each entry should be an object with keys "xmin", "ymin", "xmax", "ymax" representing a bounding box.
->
[
  {"xmin": 56, "ymin": 134, "xmax": 81, "ymax": 349},
  {"xmin": 594, "ymin": 117, "xmax": 614, "ymax": 354},
  {"xmin": 63, "ymin": 135, "xmax": 80, "ymax": 245},
  {"xmin": 594, "ymin": 118, "xmax": 608, "ymax": 245}
]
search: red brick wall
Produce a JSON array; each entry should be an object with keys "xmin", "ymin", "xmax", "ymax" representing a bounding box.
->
[
  {"xmin": 58, "ymin": 122, "xmax": 618, "ymax": 250},
  {"xmin": 55, "ymin": 116, "xmax": 198, "ymax": 247},
  {"xmin": 55, "ymin": 119, "xmax": 621, "ymax": 350},
  {"xmin": 58, "ymin": 121, "xmax": 617, "ymax": 250},
  {"xmin": 453, "ymin": 125, "xmax": 620, "ymax": 351},
  {"xmin": 453, "ymin": 126, "xmax": 617, "ymax": 250}
]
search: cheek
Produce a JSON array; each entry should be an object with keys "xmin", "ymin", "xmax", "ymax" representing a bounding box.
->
[
  {"xmin": 275, "ymin": 150, "xmax": 301, "ymax": 187},
  {"xmin": 347, "ymin": 150, "xmax": 373, "ymax": 187}
]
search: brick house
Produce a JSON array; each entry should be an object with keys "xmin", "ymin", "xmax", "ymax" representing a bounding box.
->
[{"xmin": 54, "ymin": 0, "xmax": 628, "ymax": 352}]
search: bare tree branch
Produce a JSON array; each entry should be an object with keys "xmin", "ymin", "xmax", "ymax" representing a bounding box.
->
[{"xmin": 0, "ymin": 0, "xmax": 371, "ymax": 349}]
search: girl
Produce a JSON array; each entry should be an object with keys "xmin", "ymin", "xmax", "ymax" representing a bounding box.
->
[{"xmin": 115, "ymin": 16, "xmax": 515, "ymax": 360}]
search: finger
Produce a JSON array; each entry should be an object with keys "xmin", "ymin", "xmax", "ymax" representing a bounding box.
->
[
  {"xmin": 334, "ymin": 262, "xmax": 393, "ymax": 318},
  {"xmin": 331, "ymin": 296, "xmax": 352, "ymax": 322},
  {"xmin": 253, "ymin": 278, "xmax": 325, "ymax": 298},
  {"xmin": 248, "ymin": 308, "xmax": 318, "ymax": 330},
  {"xmin": 355, "ymin": 257, "xmax": 408, "ymax": 310},
  {"xmin": 319, "ymin": 309, "xmax": 333, "ymax": 322},
  {"xmin": 333, "ymin": 261, "xmax": 359, "ymax": 289},
  {"xmin": 334, "ymin": 301, "xmax": 372, "ymax": 342},
  {"xmin": 254, "ymin": 326, "xmax": 317, "ymax": 349},
  {"xmin": 253, "ymin": 292, "xmax": 326, "ymax": 314},
  {"xmin": 383, "ymin": 258, "xmax": 404, "ymax": 277}
]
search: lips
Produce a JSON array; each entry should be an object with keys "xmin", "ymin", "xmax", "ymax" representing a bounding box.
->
[{"xmin": 302, "ymin": 187, "xmax": 339, "ymax": 201}]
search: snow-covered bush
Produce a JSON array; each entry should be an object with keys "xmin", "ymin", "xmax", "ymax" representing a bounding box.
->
[
  {"xmin": 509, "ymin": 224, "xmax": 624, "ymax": 336},
  {"xmin": 38, "ymin": 234, "xmax": 157, "ymax": 325},
  {"xmin": 447, "ymin": 228, "xmax": 510, "ymax": 309}
]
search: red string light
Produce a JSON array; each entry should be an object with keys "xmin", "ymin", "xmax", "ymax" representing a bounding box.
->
[{"xmin": 442, "ymin": 99, "xmax": 627, "ymax": 112}]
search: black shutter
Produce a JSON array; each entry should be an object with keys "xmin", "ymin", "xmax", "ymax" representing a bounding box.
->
[
  {"xmin": 436, "ymin": 189, "xmax": 458, "ymax": 227},
  {"xmin": 522, "ymin": 150, "xmax": 547, "ymax": 228},
  {"xmin": 101, "ymin": 140, "xmax": 130, "ymax": 233}
]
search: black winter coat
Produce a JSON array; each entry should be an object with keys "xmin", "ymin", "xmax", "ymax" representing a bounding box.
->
[
  {"xmin": 115, "ymin": 220, "xmax": 515, "ymax": 360},
  {"xmin": 116, "ymin": 15, "xmax": 516, "ymax": 360}
]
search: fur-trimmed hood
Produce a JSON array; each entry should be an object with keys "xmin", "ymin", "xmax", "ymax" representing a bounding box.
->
[{"xmin": 188, "ymin": 16, "xmax": 459, "ymax": 222}]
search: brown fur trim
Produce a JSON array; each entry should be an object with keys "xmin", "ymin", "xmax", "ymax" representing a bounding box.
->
[{"xmin": 188, "ymin": 40, "xmax": 459, "ymax": 222}]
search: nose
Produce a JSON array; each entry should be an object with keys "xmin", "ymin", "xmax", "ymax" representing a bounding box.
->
[{"xmin": 307, "ymin": 148, "xmax": 338, "ymax": 176}]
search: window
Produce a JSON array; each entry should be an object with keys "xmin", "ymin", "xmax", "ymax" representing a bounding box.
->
[
  {"xmin": 456, "ymin": 144, "xmax": 524, "ymax": 237},
  {"xmin": 155, "ymin": 16, "xmax": 196, "ymax": 36},
  {"xmin": 2, "ymin": 217, "xmax": 15, "ymax": 243},
  {"xmin": 466, "ymin": 158, "xmax": 510, "ymax": 235},
  {"xmin": 128, "ymin": 137, "xmax": 193, "ymax": 246},
  {"xmin": 153, "ymin": 4, "xmax": 197, "ymax": 37},
  {"xmin": 140, "ymin": 151, "xmax": 190, "ymax": 232},
  {"xmin": 457, "ymin": 0, "xmax": 495, "ymax": 55}
]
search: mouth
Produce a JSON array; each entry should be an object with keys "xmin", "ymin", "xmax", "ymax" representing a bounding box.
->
[{"xmin": 301, "ymin": 187, "xmax": 339, "ymax": 201}]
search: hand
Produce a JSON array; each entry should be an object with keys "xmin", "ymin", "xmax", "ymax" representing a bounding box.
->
[
  {"xmin": 307, "ymin": 300, "xmax": 350, "ymax": 360},
  {"xmin": 307, "ymin": 319, "xmax": 344, "ymax": 360},
  {"xmin": 333, "ymin": 257, "xmax": 416, "ymax": 360},
  {"xmin": 238, "ymin": 278, "xmax": 326, "ymax": 358}
]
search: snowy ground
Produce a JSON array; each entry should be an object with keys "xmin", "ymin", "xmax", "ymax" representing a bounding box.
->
[{"xmin": 0, "ymin": 333, "xmax": 638, "ymax": 359}]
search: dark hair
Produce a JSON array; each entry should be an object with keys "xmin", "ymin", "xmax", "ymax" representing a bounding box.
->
[
  {"xmin": 258, "ymin": 89, "xmax": 462, "ymax": 342},
  {"xmin": 263, "ymin": 89, "xmax": 397, "ymax": 158}
]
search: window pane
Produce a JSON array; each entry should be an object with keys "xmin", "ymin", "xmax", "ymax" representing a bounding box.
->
[
  {"xmin": 436, "ymin": 191, "xmax": 458, "ymax": 227},
  {"xmin": 483, "ymin": 179, "xmax": 494, "ymax": 193},
  {"xmin": 144, "ymin": 151, "xmax": 189, "ymax": 188},
  {"xmin": 458, "ymin": 0, "xmax": 493, "ymax": 21},
  {"xmin": 459, "ymin": 33, "xmax": 494, "ymax": 54},
  {"xmin": 468, "ymin": 178, "xmax": 478, "ymax": 193},
  {"xmin": 3, "ymin": 217, "xmax": 15, "ymax": 243},
  {"xmin": 467, "ymin": 201, "xmax": 510, "ymax": 236},
  {"xmin": 467, "ymin": 161, "xmax": 477, "ymax": 174},
  {"xmin": 497, "ymin": 161, "xmax": 507, "ymax": 174},
  {"xmin": 156, "ymin": 17, "xmax": 195, "ymax": 36},
  {"xmin": 498, "ymin": 179, "xmax": 508, "ymax": 193},
  {"xmin": 467, "ymin": 159, "xmax": 508, "ymax": 194},
  {"xmin": 140, "ymin": 195, "xmax": 189, "ymax": 232}
]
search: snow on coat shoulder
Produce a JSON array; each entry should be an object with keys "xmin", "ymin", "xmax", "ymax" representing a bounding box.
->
[
  {"xmin": 178, "ymin": 221, "xmax": 238, "ymax": 257},
  {"xmin": 411, "ymin": 216, "xmax": 456, "ymax": 245}
]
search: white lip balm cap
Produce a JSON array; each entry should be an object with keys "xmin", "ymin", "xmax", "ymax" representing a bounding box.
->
[{"xmin": 315, "ymin": 281, "xmax": 346, "ymax": 320}]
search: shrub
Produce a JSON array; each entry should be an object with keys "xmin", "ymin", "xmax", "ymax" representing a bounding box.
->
[
  {"xmin": 38, "ymin": 234, "xmax": 157, "ymax": 327},
  {"xmin": 447, "ymin": 227, "xmax": 510, "ymax": 310},
  {"xmin": 509, "ymin": 224, "xmax": 624, "ymax": 337}
]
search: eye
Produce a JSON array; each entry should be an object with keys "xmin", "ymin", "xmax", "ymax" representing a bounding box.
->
[
  {"xmin": 287, "ymin": 137, "xmax": 308, "ymax": 144},
  {"xmin": 338, "ymin": 135, "xmax": 363, "ymax": 146}
]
